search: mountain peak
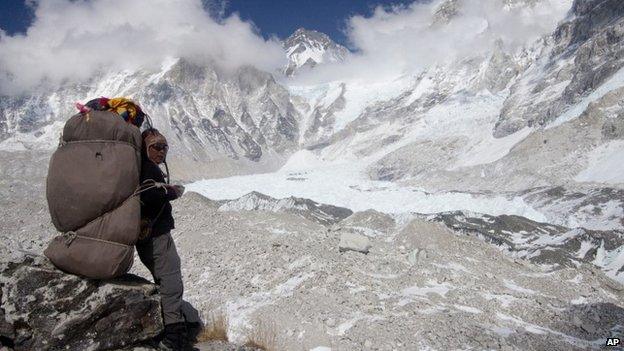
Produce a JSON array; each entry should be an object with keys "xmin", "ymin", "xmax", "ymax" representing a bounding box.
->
[
  {"xmin": 283, "ymin": 28, "xmax": 348, "ymax": 76},
  {"xmin": 292, "ymin": 27, "xmax": 313, "ymax": 36},
  {"xmin": 286, "ymin": 28, "xmax": 332, "ymax": 45}
]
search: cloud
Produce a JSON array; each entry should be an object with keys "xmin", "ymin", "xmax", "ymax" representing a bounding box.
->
[
  {"xmin": 289, "ymin": 0, "xmax": 573, "ymax": 84},
  {"xmin": 0, "ymin": 0, "xmax": 286, "ymax": 95},
  {"xmin": 0, "ymin": 0, "xmax": 575, "ymax": 94}
]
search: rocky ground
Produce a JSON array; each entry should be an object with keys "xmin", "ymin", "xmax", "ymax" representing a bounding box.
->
[
  {"xmin": 143, "ymin": 192, "xmax": 623, "ymax": 350},
  {"xmin": 1, "ymin": 152, "xmax": 623, "ymax": 350}
]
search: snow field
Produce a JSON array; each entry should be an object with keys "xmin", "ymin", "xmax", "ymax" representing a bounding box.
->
[
  {"xmin": 187, "ymin": 152, "xmax": 547, "ymax": 221},
  {"xmin": 288, "ymin": 74, "xmax": 417, "ymax": 134},
  {"xmin": 0, "ymin": 121, "xmax": 65, "ymax": 151}
]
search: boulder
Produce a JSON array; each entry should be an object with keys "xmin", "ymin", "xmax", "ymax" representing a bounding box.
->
[
  {"xmin": 338, "ymin": 232, "xmax": 371, "ymax": 254},
  {"xmin": 0, "ymin": 255, "xmax": 162, "ymax": 350}
]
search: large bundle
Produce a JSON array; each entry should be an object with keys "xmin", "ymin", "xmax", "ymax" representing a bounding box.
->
[{"xmin": 45, "ymin": 110, "xmax": 142, "ymax": 279}]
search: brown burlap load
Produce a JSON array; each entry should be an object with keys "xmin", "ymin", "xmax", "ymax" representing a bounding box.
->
[{"xmin": 45, "ymin": 110, "xmax": 142, "ymax": 279}]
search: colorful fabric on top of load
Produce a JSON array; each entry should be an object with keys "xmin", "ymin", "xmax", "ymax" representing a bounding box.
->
[{"xmin": 76, "ymin": 97, "xmax": 146, "ymax": 128}]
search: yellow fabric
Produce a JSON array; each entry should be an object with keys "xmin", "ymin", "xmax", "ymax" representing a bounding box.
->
[{"xmin": 108, "ymin": 97, "xmax": 141, "ymax": 121}]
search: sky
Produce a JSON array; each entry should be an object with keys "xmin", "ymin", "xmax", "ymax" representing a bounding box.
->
[
  {"xmin": 0, "ymin": 0, "xmax": 417, "ymax": 46},
  {"xmin": 220, "ymin": 0, "xmax": 416, "ymax": 47},
  {"xmin": 0, "ymin": 0, "xmax": 573, "ymax": 95},
  {"xmin": 0, "ymin": 1, "xmax": 34, "ymax": 35}
]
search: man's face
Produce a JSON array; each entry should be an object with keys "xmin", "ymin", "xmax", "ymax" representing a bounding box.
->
[{"xmin": 148, "ymin": 143, "xmax": 168, "ymax": 164}]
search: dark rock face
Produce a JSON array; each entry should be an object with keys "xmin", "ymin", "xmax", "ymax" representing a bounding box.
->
[
  {"xmin": 0, "ymin": 255, "xmax": 162, "ymax": 350},
  {"xmin": 520, "ymin": 186, "xmax": 624, "ymax": 230},
  {"xmin": 555, "ymin": 303, "xmax": 624, "ymax": 341},
  {"xmin": 602, "ymin": 115, "xmax": 624, "ymax": 139},
  {"xmin": 213, "ymin": 109, "xmax": 263, "ymax": 161},
  {"xmin": 430, "ymin": 211, "xmax": 624, "ymax": 272},
  {"xmin": 495, "ymin": 0, "xmax": 624, "ymax": 137},
  {"xmin": 432, "ymin": 0, "xmax": 460, "ymax": 26}
]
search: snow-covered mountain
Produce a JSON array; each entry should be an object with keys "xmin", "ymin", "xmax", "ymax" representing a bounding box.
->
[
  {"xmin": 0, "ymin": 58, "xmax": 301, "ymax": 179},
  {"xmin": 1, "ymin": 0, "xmax": 622, "ymax": 212},
  {"xmin": 1, "ymin": 0, "xmax": 622, "ymax": 192},
  {"xmin": 283, "ymin": 28, "xmax": 349, "ymax": 76},
  {"xmin": 284, "ymin": 0, "xmax": 624, "ymax": 193}
]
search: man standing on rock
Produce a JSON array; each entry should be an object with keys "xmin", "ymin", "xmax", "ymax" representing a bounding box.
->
[{"xmin": 137, "ymin": 128, "xmax": 190, "ymax": 350}]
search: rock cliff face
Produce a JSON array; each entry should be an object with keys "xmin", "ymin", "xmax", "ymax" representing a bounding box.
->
[
  {"xmin": 494, "ymin": 0, "xmax": 624, "ymax": 136},
  {"xmin": 0, "ymin": 59, "xmax": 301, "ymax": 179},
  {"xmin": 0, "ymin": 255, "xmax": 162, "ymax": 350}
]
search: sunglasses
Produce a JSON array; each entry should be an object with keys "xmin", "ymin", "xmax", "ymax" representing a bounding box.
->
[{"xmin": 150, "ymin": 143, "xmax": 169, "ymax": 152}]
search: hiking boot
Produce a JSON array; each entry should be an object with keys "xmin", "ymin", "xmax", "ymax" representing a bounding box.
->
[{"xmin": 159, "ymin": 322, "xmax": 190, "ymax": 351}]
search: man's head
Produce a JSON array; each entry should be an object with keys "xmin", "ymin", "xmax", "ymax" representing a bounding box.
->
[{"xmin": 142, "ymin": 128, "xmax": 168, "ymax": 164}]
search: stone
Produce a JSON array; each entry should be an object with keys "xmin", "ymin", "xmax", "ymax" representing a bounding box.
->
[
  {"xmin": 339, "ymin": 232, "xmax": 372, "ymax": 254},
  {"xmin": 0, "ymin": 255, "xmax": 163, "ymax": 350},
  {"xmin": 602, "ymin": 117, "xmax": 624, "ymax": 140}
]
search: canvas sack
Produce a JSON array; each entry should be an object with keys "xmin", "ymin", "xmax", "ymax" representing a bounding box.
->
[{"xmin": 45, "ymin": 110, "xmax": 142, "ymax": 279}]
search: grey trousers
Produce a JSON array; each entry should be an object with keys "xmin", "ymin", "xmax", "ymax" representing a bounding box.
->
[{"xmin": 136, "ymin": 232, "xmax": 185, "ymax": 325}]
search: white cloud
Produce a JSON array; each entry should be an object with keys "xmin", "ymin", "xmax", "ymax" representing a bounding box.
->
[
  {"xmin": 0, "ymin": 0, "xmax": 286, "ymax": 95},
  {"xmin": 0, "ymin": 0, "xmax": 575, "ymax": 94},
  {"xmin": 288, "ymin": 0, "xmax": 573, "ymax": 85}
]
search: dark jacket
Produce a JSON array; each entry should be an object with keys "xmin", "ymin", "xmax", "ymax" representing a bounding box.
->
[{"xmin": 140, "ymin": 159, "xmax": 178, "ymax": 237}]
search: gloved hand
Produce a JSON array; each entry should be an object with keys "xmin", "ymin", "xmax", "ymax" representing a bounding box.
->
[
  {"xmin": 165, "ymin": 184, "xmax": 185, "ymax": 199},
  {"xmin": 172, "ymin": 184, "xmax": 185, "ymax": 198}
]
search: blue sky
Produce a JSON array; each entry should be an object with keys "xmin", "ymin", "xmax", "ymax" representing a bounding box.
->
[
  {"xmin": 0, "ymin": 1, "xmax": 35, "ymax": 35},
  {"xmin": 221, "ymin": 0, "xmax": 416, "ymax": 46},
  {"xmin": 0, "ymin": 0, "xmax": 416, "ymax": 46}
]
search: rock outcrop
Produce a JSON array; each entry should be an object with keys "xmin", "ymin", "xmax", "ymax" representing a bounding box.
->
[
  {"xmin": 494, "ymin": 0, "xmax": 624, "ymax": 136},
  {"xmin": 0, "ymin": 255, "xmax": 162, "ymax": 350},
  {"xmin": 218, "ymin": 191, "xmax": 353, "ymax": 226},
  {"xmin": 430, "ymin": 210, "xmax": 624, "ymax": 282}
]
